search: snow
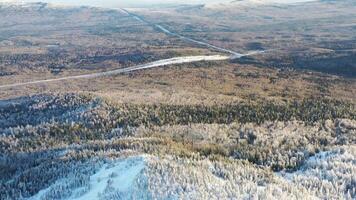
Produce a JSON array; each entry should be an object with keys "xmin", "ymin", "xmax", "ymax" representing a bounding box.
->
[
  {"xmin": 277, "ymin": 147, "xmax": 356, "ymax": 185},
  {"xmin": 155, "ymin": 24, "xmax": 173, "ymax": 34},
  {"xmin": 73, "ymin": 156, "xmax": 145, "ymax": 200},
  {"xmin": 20, "ymin": 148, "xmax": 356, "ymax": 200},
  {"xmin": 27, "ymin": 156, "xmax": 146, "ymax": 200}
]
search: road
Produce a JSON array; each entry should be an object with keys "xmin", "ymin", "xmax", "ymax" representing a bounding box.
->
[
  {"xmin": 119, "ymin": 9, "xmax": 244, "ymax": 58},
  {"xmin": 0, "ymin": 9, "xmax": 261, "ymax": 89},
  {"xmin": 0, "ymin": 55, "xmax": 230, "ymax": 89}
]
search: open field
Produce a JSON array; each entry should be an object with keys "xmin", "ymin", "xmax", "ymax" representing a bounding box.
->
[{"xmin": 134, "ymin": 0, "xmax": 356, "ymax": 77}]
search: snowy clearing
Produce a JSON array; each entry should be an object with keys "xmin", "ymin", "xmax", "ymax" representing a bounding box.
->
[
  {"xmin": 72, "ymin": 157, "xmax": 146, "ymax": 200},
  {"xmin": 278, "ymin": 146, "xmax": 356, "ymax": 199},
  {"xmin": 27, "ymin": 156, "xmax": 146, "ymax": 200}
]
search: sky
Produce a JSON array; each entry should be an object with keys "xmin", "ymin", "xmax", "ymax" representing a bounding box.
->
[{"xmin": 0, "ymin": 0, "xmax": 317, "ymax": 8}]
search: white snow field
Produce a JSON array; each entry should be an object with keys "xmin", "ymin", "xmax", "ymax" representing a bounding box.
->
[
  {"xmin": 278, "ymin": 146, "xmax": 356, "ymax": 200},
  {"xmin": 28, "ymin": 156, "xmax": 147, "ymax": 200},
  {"xmin": 146, "ymin": 146, "xmax": 356, "ymax": 199},
  {"xmin": 72, "ymin": 157, "xmax": 146, "ymax": 200},
  {"xmin": 25, "ymin": 146, "xmax": 355, "ymax": 200}
]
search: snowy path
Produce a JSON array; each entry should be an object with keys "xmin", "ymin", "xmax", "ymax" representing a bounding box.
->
[
  {"xmin": 72, "ymin": 157, "xmax": 145, "ymax": 200},
  {"xmin": 0, "ymin": 55, "xmax": 230, "ymax": 88},
  {"xmin": 27, "ymin": 156, "xmax": 146, "ymax": 200}
]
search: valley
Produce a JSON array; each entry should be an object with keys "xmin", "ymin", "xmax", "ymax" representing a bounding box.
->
[{"xmin": 0, "ymin": 1, "xmax": 355, "ymax": 199}]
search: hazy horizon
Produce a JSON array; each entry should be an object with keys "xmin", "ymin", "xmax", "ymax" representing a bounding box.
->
[
  {"xmin": 0, "ymin": 0, "xmax": 317, "ymax": 8},
  {"xmin": 0, "ymin": 0, "xmax": 231, "ymax": 8}
]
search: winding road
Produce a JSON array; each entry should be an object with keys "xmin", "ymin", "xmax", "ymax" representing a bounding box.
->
[
  {"xmin": 119, "ymin": 9, "xmax": 244, "ymax": 58},
  {"xmin": 0, "ymin": 55, "xmax": 230, "ymax": 89},
  {"xmin": 0, "ymin": 9, "xmax": 259, "ymax": 89}
]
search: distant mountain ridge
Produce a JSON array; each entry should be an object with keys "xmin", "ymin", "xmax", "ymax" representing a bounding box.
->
[
  {"xmin": 0, "ymin": 0, "xmax": 319, "ymax": 8},
  {"xmin": 203, "ymin": 0, "xmax": 319, "ymax": 9}
]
